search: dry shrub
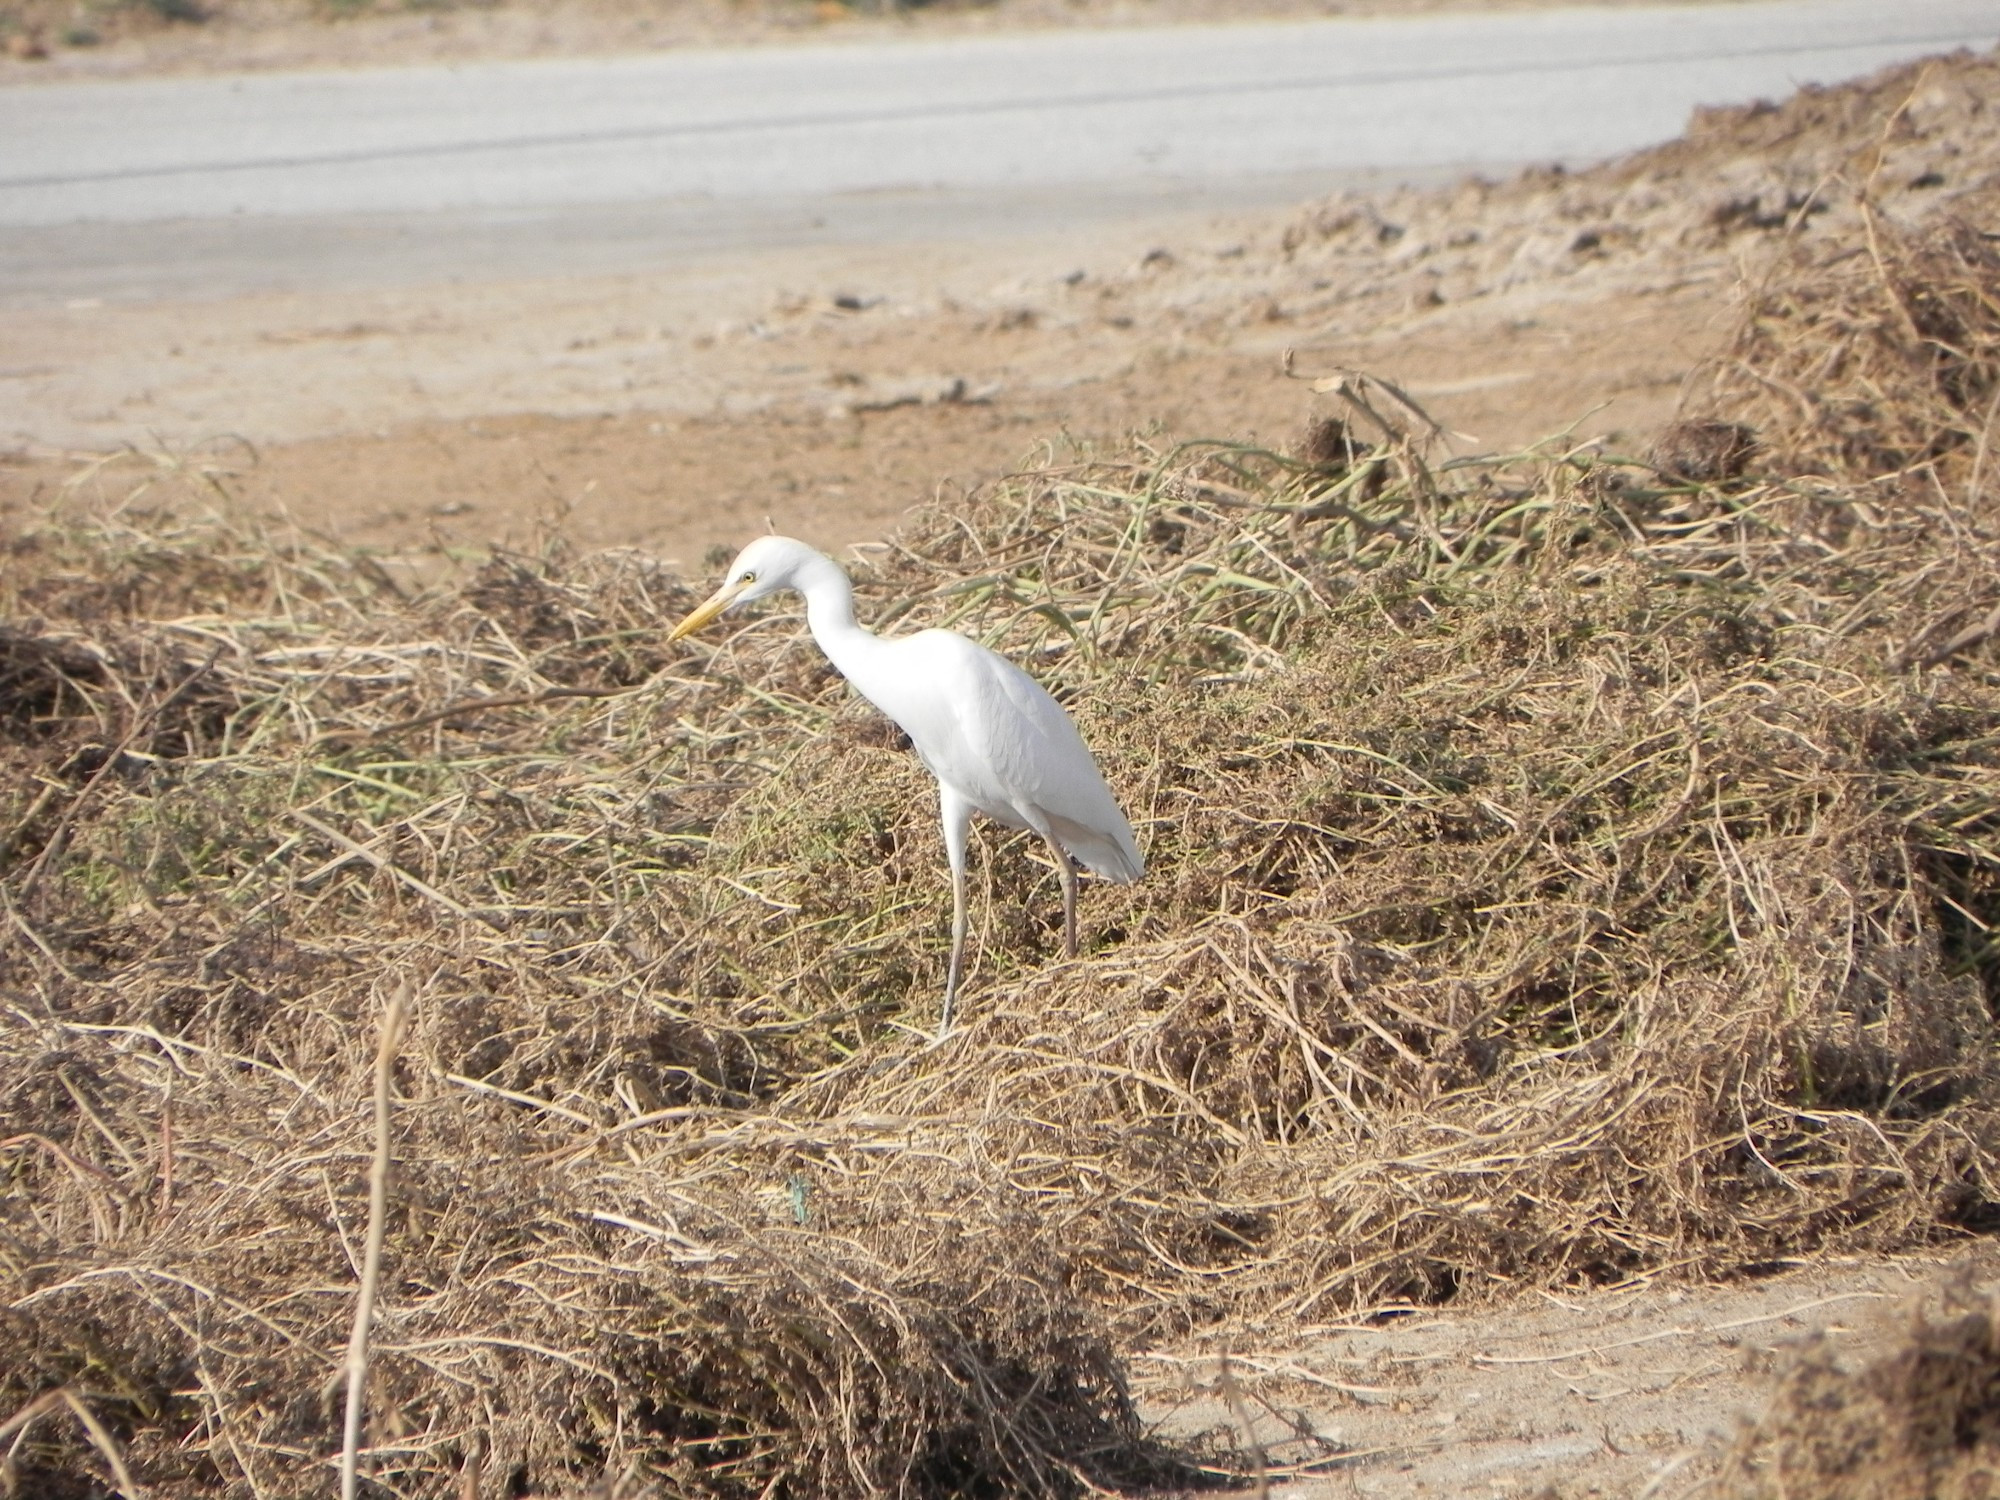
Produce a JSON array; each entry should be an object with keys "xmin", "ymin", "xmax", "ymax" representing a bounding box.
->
[
  {"xmin": 0, "ymin": 505, "xmax": 1204, "ymax": 1498},
  {"xmin": 1687, "ymin": 208, "xmax": 2000, "ymax": 493},
  {"xmin": 694, "ymin": 454, "xmax": 2000, "ymax": 1330},
  {"xmin": 1710, "ymin": 1262, "xmax": 2000, "ymax": 1499}
]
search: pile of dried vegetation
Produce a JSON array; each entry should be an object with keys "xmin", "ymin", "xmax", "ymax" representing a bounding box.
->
[
  {"xmin": 4, "ymin": 182, "xmax": 2000, "ymax": 1496},
  {"xmin": 1688, "ymin": 208, "xmax": 2000, "ymax": 491}
]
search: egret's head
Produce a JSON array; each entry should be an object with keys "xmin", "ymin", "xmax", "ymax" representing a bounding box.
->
[{"xmin": 668, "ymin": 535, "xmax": 817, "ymax": 641}]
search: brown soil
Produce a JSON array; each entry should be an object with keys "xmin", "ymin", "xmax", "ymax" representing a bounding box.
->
[
  {"xmin": 0, "ymin": 132, "xmax": 1746, "ymax": 577},
  {"xmin": 1706, "ymin": 1254, "xmax": 2000, "ymax": 1499},
  {"xmin": 13, "ymin": 273, "xmax": 1704, "ymax": 572},
  {"xmin": 1149, "ymin": 1255, "xmax": 1977, "ymax": 1499}
]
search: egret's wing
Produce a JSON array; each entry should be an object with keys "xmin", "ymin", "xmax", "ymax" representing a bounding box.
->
[{"xmin": 917, "ymin": 633, "xmax": 1144, "ymax": 883}]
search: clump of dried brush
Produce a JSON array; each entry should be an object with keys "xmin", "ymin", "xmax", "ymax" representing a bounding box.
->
[
  {"xmin": 1683, "ymin": 199, "xmax": 2000, "ymax": 501},
  {"xmin": 4, "ymin": 230, "xmax": 2000, "ymax": 1494},
  {"xmin": 0, "ymin": 489, "xmax": 1205, "ymax": 1498},
  {"xmin": 698, "ymin": 409, "xmax": 2000, "ymax": 1329}
]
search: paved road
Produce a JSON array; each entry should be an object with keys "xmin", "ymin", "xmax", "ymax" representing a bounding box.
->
[{"xmin": 0, "ymin": 0, "xmax": 1995, "ymax": 299}]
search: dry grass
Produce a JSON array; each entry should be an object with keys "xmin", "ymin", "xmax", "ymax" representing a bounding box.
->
[
  {"xmin": 4, "ymin": 189, "xmax": 2000, "ymax": 1495},
  {"xmin": 1687, "ymin": 206, "xmax": 2000, "ymax": 491}
]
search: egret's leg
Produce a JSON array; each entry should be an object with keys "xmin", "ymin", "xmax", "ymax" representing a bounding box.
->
[
  {"xmin": 938, "ymin": 787, "xmax": 973, "ymax": 1037},
  {"xmin": 1051, "ymin": 838, "xmax": 1079, "ymax": 960},
  {"xmin": 1022, "ymin": 814, "xmax": 1081, "ymax": 961}
]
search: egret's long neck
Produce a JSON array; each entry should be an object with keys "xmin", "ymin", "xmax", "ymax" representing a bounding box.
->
[{"xmin": 794, "ymin": 552, "xmax": 885, "ymax": 686}]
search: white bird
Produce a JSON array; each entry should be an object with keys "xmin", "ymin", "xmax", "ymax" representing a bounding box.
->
[{"xmin": 669, "ymin": 536, "xmax": 1143, "ymax": 1034}]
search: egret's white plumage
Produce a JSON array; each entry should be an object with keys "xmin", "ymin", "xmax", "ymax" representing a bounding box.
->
[{"xmin": 669, "ymin": 536, "xmax": 1142, "ymax": 1033}]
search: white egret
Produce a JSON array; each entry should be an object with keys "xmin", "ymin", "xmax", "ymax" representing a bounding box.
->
[{"xmin": 669, "ymin": 537, "xmax": 1143, "ymax": 1034}]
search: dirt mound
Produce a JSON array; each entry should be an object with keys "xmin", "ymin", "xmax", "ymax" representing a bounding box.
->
[
  {"xmin": 1123, "ymin": 46, "xmax": 2000, "ymax": 354},
  {"xmin": 1714, "ymin": 1262, "xmax": 2000, "ymax": 1499}
]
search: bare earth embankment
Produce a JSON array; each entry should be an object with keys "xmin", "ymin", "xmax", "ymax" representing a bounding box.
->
[{"xmin": 4, "ymin": 32, "xmax": 2000, "ymax": 1500}]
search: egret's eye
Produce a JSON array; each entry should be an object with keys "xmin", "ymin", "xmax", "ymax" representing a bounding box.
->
[{"xmin": 740, "ymin": 571, "xmax": 757, "ymax": 585}]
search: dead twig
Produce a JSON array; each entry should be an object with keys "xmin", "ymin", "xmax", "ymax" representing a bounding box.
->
[{"xmin": 341, "ymin": 982, "xmax": 409, "ymax": 1500}]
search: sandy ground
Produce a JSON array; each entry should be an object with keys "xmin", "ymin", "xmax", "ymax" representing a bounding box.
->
[
  {"xmin": 3, "ymin": 23, "xmax": 1996, "ymax": 1498},
  {"xmin": 0, "ymin": 175, "xmax": 1723, "ymax": 576},
  {"xmin": 1142, "ymin": 1254, "xmax": 1969, "ymax": 1498}
]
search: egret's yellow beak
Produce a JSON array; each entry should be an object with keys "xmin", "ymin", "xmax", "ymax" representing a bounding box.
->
[{"xmin": 668, "ymin": 577, "xmax": 751, "ymax": 642}]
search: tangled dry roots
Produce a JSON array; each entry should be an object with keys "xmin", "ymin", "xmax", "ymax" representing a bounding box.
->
[{"xmin": 3, "ymin": 186, "xmax": 2000, "ymax": 1495}]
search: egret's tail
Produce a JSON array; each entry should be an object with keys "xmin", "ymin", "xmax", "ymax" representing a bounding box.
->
[{"xmin": 1053, "ymin": 815, "xmax": 1144, "ymax": 884}]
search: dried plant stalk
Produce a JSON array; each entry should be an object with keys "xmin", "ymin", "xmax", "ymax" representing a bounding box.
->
[{"xmin": 341, "ymin": 983, "xmax": 408, "ymax": 1500}]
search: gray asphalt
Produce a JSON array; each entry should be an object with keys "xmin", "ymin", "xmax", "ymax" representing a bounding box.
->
[{"xmin": 0, "ymin": 0, "xmax": 1995, "ymax": 301}]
